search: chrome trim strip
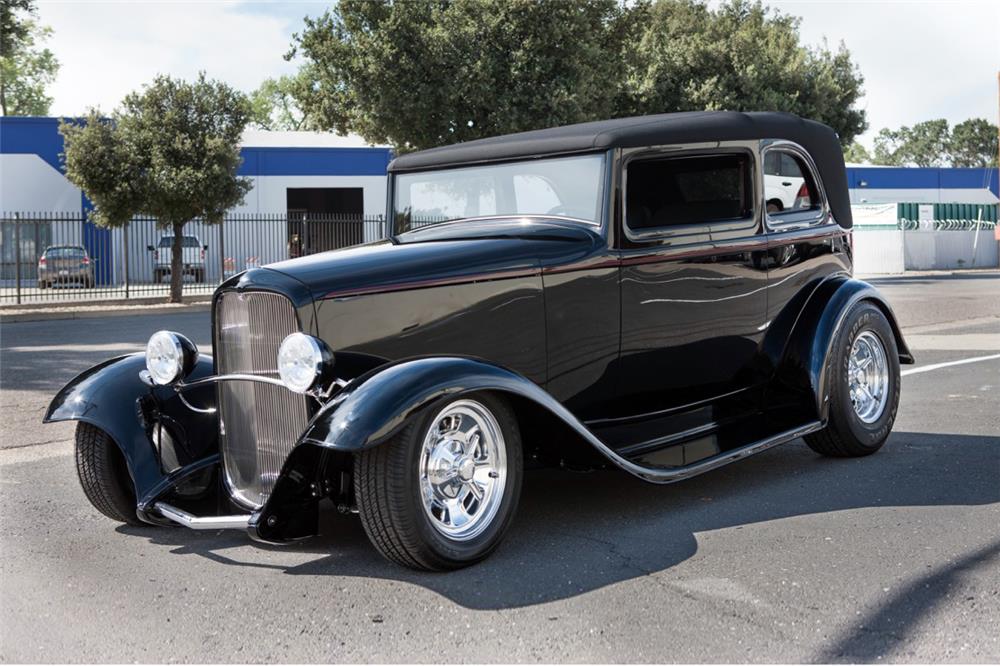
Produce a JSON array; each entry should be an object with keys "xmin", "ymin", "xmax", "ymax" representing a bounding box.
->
[
  {"xmin": 178, "ymin": 373, "xmax": 288, "ymax": 390},
  {"xmin": 154, "ymin": 502, "xmax": 250, "ymax": 530}
]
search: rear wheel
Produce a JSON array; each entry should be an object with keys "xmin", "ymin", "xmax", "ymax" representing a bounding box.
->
[
  {"xmin": 355, "ymin": 393, "xmax": 523, "ymax": 571},
  {"xmin": 75, "ymin": 423, "xmax": 144, "ymax": 525},
  {"xmin": 805, "ymin": 302, "xmax": 900, "ymax": 457},
  {"xmin": 37, "ymin": 281, "xmax": 47, "ymax": 289}
]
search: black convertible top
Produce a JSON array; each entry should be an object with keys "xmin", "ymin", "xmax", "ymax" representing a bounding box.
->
[{"xmin": 389, "ymin": 111, "xmax": 852, "ymax": 227}]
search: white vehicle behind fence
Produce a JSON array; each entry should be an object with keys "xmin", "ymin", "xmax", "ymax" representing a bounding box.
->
[
  {"xmin": 149, "ymin": 235, "xmax": 207, "ymax": 283},
  {"xmin": 764, "ymin": 151, "xmax": 811, "ymax": 213}
]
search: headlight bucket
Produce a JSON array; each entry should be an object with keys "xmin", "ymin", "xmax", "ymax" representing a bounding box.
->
[
  {"xmin": 145, "ymin": 330, "xmax": 199, "ymax": 386},
  {"xmin": 277, "ymin": 333, "xmax": 333, "ymax": 394}
]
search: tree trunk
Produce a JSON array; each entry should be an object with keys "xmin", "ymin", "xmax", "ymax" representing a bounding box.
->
[{"xmin": 169, "ymin": 222, "xmax": 185, "ymax": 303}]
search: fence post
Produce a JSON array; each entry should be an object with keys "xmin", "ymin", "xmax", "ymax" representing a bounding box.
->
[
  {"xmin": 14, "ymin": 213, "xmax": 22, "ymax": 305},
  {"xmin": 123, "ymin": 222, "xmax": 130, "ymax": 299},
  {"xmin": 218, "ymin": 216, "xmax": 225, "ymax": 284}
]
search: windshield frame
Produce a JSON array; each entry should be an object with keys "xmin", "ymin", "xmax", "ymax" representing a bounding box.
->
[{"xmin": 388, "ymin": 150, "xmax": 612, "ymax": 237}]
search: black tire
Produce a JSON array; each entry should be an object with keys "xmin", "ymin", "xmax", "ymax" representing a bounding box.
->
[
  {"xmin": 766, "ymin": 199, "xmax": 783, "ymax": 214},
  {"xmin": 75, "ymin": 423, "xmax": 144, "ymax": 526},
  {"xmin": 195, "ymin": 269, "xmax": 205, "ymax": 283},
  {"xmin": 805, "ymin": 302, "xmax": 900, "ymax": 457},
  {"xmin": 355, "ymin": 392, "xmax": 523, "ymax": 571},
  {"xmin": 154, "ymin": 270, "xmax": 162, "ymax": 284},
  {"xmin": 37, "ymin": 281, "xmax": 47, "ymax": 289}
]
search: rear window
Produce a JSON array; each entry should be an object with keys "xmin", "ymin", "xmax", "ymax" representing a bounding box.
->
[
  {"xmin": 626, "ymin": 153, "xmax": 752, "ymax": 230},
  {"xmin": 158, "ymin": 236, "xmax": 201, "ymax": 248},
  {"xmin": 44, "ymin": 247, "xmax": 86, "ymax": 258}
]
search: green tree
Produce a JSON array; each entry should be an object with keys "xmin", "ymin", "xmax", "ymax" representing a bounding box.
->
[
  {"xmin": 872, "ymin": 119, "xmax": 951, "ymax": 167},
  {"xmin": 949, "ymin": 118, "xmax": 998, "ymax": 167},
  {"xmin": 620, "ymin": 0, "xmax": 867, "ymax": 143},
  {"xmin": 290, "ymin": 0, "xmax": 626, "ymax": 150},
  {"xmin": 249, "ymin": 73, "xmax": 314, "ymax": 131},
  {"xmin": 843, "ymin": 141, "xmax": 871, "ymax": 164},
  {"xmin": 60, "ymin": 74, "xmax": 253, "ymax": 303},
  {"xmin": 0, "ymin": 0, "xmax": 60, "ymax": 115},
  {"xmin": 290, "ymin": 0, "xmax": 867, "ymax": 151}
]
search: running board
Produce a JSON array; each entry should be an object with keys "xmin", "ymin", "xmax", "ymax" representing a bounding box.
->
[
  {"xmin": 155, "ymin": 502, "xmax": 251, "ymax": 530},
  {"xmin": 585, "ymin": 420, "xmax": 824, "ymax": 485}
]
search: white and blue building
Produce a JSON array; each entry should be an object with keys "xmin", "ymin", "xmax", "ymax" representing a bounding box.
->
[{"xmin": 0, "ymin": 116, "xmax": 393, "ymax": 284}]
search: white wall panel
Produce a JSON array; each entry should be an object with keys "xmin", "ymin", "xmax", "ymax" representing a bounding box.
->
[
  {"xmin": 0, "ymin": 155, "xmax": 81, "ymax": 213},
  {"xmin": 853, "ymin": 230, "xmax": 905, "ymax": 274}
]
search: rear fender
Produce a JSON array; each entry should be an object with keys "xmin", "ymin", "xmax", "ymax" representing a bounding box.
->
[
  {"xmin": 44, "ymin": 353, "xmax": 219, "ymax": 505},
  {"xmin": 774, "ymin": 276, "xmax": 913, "ymax": 421}
]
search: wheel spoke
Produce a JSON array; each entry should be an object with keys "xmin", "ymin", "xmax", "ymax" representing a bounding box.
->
[{"xmin": 466, "ymin": 480, "xmax": 484, "ymax": 502}]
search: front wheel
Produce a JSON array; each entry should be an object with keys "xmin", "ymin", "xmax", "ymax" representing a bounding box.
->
[
  {"xmin": 805, "ymin": 302, "xmax": 901, "ymax": 457},
  {"xmin": 75, "ymin": 423, "xmax": 144, "ymax": 525},
  {"xmin": 355, "ymin": 393, "xmax": 523, "ymax": 571}
]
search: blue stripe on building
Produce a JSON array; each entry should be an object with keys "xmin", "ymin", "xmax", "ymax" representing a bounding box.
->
[{"xmin": 847, "ymin": 167, "xmax": 999, "ymax": 196}]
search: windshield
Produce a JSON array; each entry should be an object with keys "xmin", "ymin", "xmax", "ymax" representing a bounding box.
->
[{"xmin": 393, "ymin": 153, "xmax": 606, "ymax": 234}]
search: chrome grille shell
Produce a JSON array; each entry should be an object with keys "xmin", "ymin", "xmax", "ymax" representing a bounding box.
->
[{"xmin": 214, "ymin": 290, "xmax": 310, "ymax": 509}]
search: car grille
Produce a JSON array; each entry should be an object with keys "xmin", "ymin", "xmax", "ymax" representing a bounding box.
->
[{"xmin": 215, "ymin": 291, "xmax": 310, "ymax": 509}]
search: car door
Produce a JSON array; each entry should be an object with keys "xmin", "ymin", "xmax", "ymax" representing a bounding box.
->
[{"xmin": 614, "ymin": 144, "xmax": 769, "ymax": 424}]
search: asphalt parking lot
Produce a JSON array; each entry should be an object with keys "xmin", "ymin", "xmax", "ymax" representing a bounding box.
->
[{"xmin": 1, "ymin": 272, "xmax": 998, "ymax": 663}]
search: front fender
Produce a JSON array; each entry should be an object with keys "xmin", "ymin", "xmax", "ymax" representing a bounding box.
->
[
  {"xmin": 44, "ymin": 353, "xmax": 219, "ymax": 504},
  {"xmin": 777, "ymin": 276, "xmax": 913, "ymax": 421}
]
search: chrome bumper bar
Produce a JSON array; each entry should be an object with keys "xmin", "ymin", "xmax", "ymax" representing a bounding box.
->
[{"xmin": 155, "ymin": 502, "xmax": 250, "ymax": 530}]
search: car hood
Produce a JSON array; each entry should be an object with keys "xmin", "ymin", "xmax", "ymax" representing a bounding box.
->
[{"xmin": 259, "ymin": 217, "xmax": 604, "ymax": 301}]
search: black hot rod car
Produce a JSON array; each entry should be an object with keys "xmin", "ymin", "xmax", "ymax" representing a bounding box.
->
[{"xmin": 46, "ymin": 112, "xmax": 912, "ymax": 571}]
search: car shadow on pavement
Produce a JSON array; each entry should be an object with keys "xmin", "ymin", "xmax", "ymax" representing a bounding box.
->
[{"xmin": 120, "ymin": 429, "xmax": 999, "ymax": 628}]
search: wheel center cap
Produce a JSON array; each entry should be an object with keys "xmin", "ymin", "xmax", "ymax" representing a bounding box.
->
[{"xmin": 457, "ymin": 457, "xmax": 475, "ymax": 482}]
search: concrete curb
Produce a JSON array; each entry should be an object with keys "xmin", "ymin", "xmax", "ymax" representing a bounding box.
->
[{"xmin": 1, "ymin": 302, "xmax": 211, "ymax": 323}]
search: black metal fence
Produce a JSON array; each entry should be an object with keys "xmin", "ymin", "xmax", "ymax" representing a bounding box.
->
[{"xmin": 0, "ymin": 212, "xmax": 387, "ymax": 305}]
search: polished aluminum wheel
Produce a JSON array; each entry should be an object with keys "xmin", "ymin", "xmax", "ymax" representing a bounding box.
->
[
  {"xmin": 848, "ymin": 330, "xmax": 889, "ymax": 423},
  {"xmin": 418, "ymin": 399, "xmax": 507, "ymax": 542}
]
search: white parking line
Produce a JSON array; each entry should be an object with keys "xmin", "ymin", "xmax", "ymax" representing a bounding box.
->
[{"xmin": 901, "ymin": 354, "xmax": 1000, "ymax": 377}]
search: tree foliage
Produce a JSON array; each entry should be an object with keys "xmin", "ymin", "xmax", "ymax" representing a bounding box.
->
[
  {"xmin": 870, "ymin": 118, "xmax": 998, "ymax": 168},
  {"xmin": 60, "ymin": 74, "xmax": 253, "ymax": 303},
  {"xmin": 249, "ymin": 73, "xmax": 314, "ymax": 131},
  {"xmin": 619, "ymin": 0, "xmax": 866, "ymax": 142},
  {"xmin": 290, "ymin": 0, "xmax": 868, "ymax": 151},
  {"xmin": 949, "ymin": 118, "xmax": 998, "ymax": 168},
  {"xmin": 842, "ymin": 141, "xmax": 870, "ymax": 164},
  {"xmin": 0, "ymin": 0, "xmax": 60, "ymax": 115}
]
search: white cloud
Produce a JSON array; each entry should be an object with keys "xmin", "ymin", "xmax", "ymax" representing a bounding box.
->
[
  {"xmin": 770, "ymin": 0, "xmax": 1000, "ymax": 145},
  {"xmin": 36, "ymin": 0, "xmax": 311, "ymax": 116}
]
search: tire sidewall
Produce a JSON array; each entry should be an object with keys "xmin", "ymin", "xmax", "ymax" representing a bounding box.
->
[
  {"xmin": 402, "ymin": 393, "xmax": 523, "ymax": 566},
  {"xmin": 831, "ymin": 304, "xmax": 900, "ymax": 449}
]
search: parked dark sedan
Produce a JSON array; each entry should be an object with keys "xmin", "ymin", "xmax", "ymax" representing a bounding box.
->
[
  {"xmin": 37, "ymin": 245, "xmax": 94, "ymax": 288},
  {"xmin": 45, "ymin": 112, "xmax": 912, "ymax": 570}
]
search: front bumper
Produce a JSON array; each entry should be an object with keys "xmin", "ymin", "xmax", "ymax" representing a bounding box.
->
[{"xmin": 154, "ymin": 502, "xmax": 251, "ymax": 530}]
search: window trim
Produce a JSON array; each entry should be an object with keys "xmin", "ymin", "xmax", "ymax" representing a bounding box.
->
[
  {"xmin": 760, "ymin": 139, "xmax": 830, "ymax": 231},
  {"xmin": 621, "ymin": 143, "xmax": 759, "ymax": 244}
]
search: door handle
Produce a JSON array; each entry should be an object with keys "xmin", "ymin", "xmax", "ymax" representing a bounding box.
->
[{"xmin": 781, "ymin": 181, "xmax": 792, "ymax": 186}]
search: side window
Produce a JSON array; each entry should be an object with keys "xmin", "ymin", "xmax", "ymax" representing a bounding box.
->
[
  {"xmin": 763, "ymin": 149, "xmax": 823, "ymax": 218},
  {"xmin": 626, "ymin": 153, "xmax": 752, "ymax": 232}
]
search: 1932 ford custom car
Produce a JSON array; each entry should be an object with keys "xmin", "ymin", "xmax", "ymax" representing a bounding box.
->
[{"xmin": 46, "ymin": 112, "xmax": 912, "ymax": 571}]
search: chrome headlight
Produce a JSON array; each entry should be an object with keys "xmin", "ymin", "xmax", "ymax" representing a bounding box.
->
[
  {"xmin": 277, "ymin": 333, "xmax": 331, "ymax": 394},
  {"xmin": 145, "ymin": 330, "xmax": 198, "ymax": 385}
]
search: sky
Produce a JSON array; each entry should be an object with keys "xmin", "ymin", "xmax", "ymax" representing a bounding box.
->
[{"xmin": 35, "ymin": 0, "xmax": 1000, "ymax": 148}]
